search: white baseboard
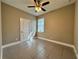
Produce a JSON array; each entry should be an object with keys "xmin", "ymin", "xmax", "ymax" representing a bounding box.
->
[
  {"xmin": 2, "ymin": 41, "xmax": 21, "ymax": 49},
  {"xmin": 72, "ymin": 46, "xmax": 78, "ymax": 58},
  {"xmin": 2, "ymin": 31, "xmax": 36, "ymax": 49},
  {"xmin": 1, "ymin": 31, "xmax": 36, "ymax": 59},
  {"xmin": 38, "ymin": 37, "xmax": 77, "ymax": 58},
  {"xmin": 1, "ymin": 34, "xmax": 77, "ymax": 58},
  {"xmin": 38, "ymin": 37, "xmax": 74, "ymax": 48},
  {"xmin": 1, "ymin": 41, "xmax": 21, "ymax": 59}
]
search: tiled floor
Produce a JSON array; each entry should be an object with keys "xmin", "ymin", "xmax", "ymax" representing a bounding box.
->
[{"xmin": 3, "ymin": 38, "xmax": 76, "ymax": 59}]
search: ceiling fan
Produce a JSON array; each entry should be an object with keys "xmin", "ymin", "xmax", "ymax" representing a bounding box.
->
[{"xmin": 27, "ymin": 0, "xmax": 50, "ymax": 12}]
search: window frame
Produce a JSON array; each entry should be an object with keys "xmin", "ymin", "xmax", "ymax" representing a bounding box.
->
[{"xmin": 37, "ymin": 17, "xmax": 45, "ymax": 33}]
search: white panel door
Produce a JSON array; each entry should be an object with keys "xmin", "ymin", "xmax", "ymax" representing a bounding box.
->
[{"xmin": 20, "ymin": 18, "xmax": 31, "ymax": 41}]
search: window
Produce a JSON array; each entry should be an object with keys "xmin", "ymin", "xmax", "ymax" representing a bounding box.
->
[{"xmin": 38, "ymin": 18, "xmax": 44, "ymax": 32}]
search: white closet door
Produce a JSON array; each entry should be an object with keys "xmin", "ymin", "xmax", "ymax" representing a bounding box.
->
[{"xmin": 20, "ymin": 18, "xmax": 31, "ymax": 41}]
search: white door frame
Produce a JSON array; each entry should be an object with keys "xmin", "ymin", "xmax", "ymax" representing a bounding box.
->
[{"xmin": 0, "ymin": 0, "xmax": 2, "ymax": 59}]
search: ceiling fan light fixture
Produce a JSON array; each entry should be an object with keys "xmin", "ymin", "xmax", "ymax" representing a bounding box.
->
[
  {"xmin": 27, "ymin": 0, "xmax": 50, "ymax": 12},
  {"xmin": 35, "ymin": 6, "xmax": 41, "ymax": 12}
]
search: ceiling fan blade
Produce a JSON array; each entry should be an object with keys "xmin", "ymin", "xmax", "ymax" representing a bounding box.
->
[
  {"xmin": 27, "ymin": 6, "xmax": 35, "ymax": 8},
  {"xmin": 42, "ymin": 1, "xmax": 50, "ymax": 6},
  {"xmin": 41, "ymin": 8, "xmax": 46, "ymax": 11},
  {"xmin": 34, "ymin": 0, "xmax": 37, "ymax": 3}
]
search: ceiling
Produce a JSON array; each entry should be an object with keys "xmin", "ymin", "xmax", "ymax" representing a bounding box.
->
[{"xmin": 2, "ymin": 0, "xmax": 76, "ymax": 16}]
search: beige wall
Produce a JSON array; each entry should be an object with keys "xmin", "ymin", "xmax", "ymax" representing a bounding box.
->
[
  {"xmin": 74, "ymin": 0, "xmax": 78, "ymax": 53},
  {"xmin": 37, "ymin": 4, "xmax": 75, "ymax": 45},
  {"xmin": 2, "ymin": 3, "xmax": 36, "ymax": 45}
]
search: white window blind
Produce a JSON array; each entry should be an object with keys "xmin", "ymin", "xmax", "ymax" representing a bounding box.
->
[{"xmin": 38, "ymin": 18, "xmax": 44, "ymax": 32}]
